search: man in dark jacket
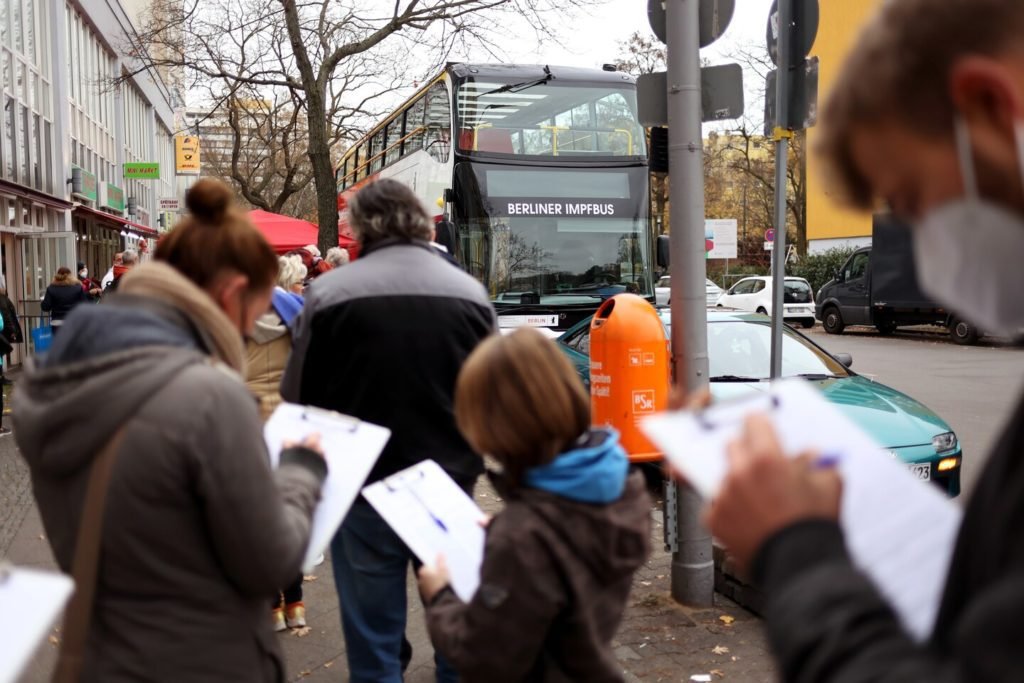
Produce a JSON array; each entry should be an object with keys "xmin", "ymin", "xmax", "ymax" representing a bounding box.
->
[
  {"xmin": 701, "ymin": 1, "xmax": 1024, "ymax": 681},
  {"xmin": 282, "ymin": 179, "xmax": 496, "ymax": 683}
]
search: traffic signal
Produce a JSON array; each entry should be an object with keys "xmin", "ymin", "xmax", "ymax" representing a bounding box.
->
[{"xmin": 650, "ymin": 127, "xmax": 669, "ymax": 174}]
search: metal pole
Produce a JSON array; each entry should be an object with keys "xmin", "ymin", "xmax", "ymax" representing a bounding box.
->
[
  {"xmin": 769, "ymin": 0, "xmax": 792, "ymax": 379},
  {"xmin": 667, "ymin": 0, "xmax": 713, "ymax": 607}
]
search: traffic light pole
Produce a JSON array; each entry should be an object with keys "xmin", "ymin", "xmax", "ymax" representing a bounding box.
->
[
  {"xmin": 769, "ymin": 0, "xmax": 792, "ymax": 379},
  {"xmin": 667, "ymin": 0, "xmax": 714, "ymax": 607}
]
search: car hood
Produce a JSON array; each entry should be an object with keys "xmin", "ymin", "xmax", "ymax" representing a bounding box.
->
[{"xmin": 709, "ymin": 376, "xmax": 952, "ymax": 449}]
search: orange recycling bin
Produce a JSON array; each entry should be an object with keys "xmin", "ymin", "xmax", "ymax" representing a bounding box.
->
[{"xmin": 590, "ymin": 294, "xmax": 670, "ymax": 463}]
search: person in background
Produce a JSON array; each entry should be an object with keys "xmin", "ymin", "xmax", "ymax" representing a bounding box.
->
[
  {"xmin": 15, "ymin": 178, "xmax": 327, "ymax": 682},
  {"xmin": 324, "ymin": 247, "xmax": 349, "ymax": 269},
  {"xmin": 101, "ymin": 253, "xmax": 122, "ymax": 291},
  {"xmin": 304, "ymin": 244, "xmax": 333, "ymax": 280},
  {"xmin": 78, "ymin": 262, "xmax": 101, "ymax": 300},
  {"xmin": 282, "ymin": 178, "xmax": 496, "ymax": 683},
  {"xmin": 0, "ymin": 273, "xmax": 22, "ymax": 386},
  {"xmin": 0, "ymin": 301, "xmax": 10, "ymax": 433},
  {"xmin": 701, "ymin": 1, "xmax": 1024, "ymax": 680},
  {"xmin": 246, "ymin": 254, "xmax": 311, "ymax": 633},
  {"xmin": 41, "ymin": 267, "xmax": 88, "ymax": 335},
  {"xmin": 419, "ymin": 328, "xmax": 650, "ymax": 682},
  {"xmin": 104, "ymin": 249, "xmax": 138, "ymax": 294}
]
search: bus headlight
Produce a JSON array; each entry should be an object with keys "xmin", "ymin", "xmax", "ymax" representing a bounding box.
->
[{"xmin": 932, "ymin": 432, "xmax": 958, "ymax": 453}]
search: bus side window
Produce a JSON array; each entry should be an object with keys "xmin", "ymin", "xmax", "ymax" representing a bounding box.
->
[
  {"xmin": 357, "ymin": 143, "xmax": 369, "ymax": 180},
  {"xmin": 370, "ymin": 131, "xmax": 384, "ymax": 173},
  {"xmin": 425, "ymin": 83, "xmax": 451, "ymax": 163},
  {"xmin": 385, "ymin": 122, "xmax": 400, "ymax": 166},
  {"xmin": 405, "ymin": 97, "xmax": 426, "ymax": 156}
]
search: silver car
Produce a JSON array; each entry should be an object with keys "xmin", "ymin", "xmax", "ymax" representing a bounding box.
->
[{"xmin": 655, "ymin": 276, "xmax": 724, "ymax": 307}]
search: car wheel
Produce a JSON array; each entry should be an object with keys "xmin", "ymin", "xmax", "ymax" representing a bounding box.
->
[
  {"xmin": 801, "ymin": 319, "xmax": 815, "ymax": 329},
  {"xmin": 876, "ymin": 320, "xmax": 897, "ymax": 335},
  {"xmin": 949, "ymin": 317, "xmax": 980, "ymax": 345},
  {"xmin": 822, "ymin": 306, "xmax": 845, "ymax": 334}
]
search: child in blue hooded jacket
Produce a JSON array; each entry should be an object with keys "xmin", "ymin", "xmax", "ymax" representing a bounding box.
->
[{"xmin": 418, "ymin": 328, "xmax": 652, "ymax": 683}]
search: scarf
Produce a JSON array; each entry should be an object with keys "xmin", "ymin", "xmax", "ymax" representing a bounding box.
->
[
  {"xmin": 113, "ymin": 264, "xmax": 130, "ymax": 281},
  {"xmin": 118, "ymin": 262, "xmax": 246, "ymax": 374}
]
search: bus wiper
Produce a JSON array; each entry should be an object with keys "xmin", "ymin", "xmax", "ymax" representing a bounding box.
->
[
  {"xmin": 795, "ymin": 373, "xmax": 843, "ymax": 380},
  {"xmin": 710, "ymin": 375, "xmax": 767, "ymax": 382},
  {"xmin": 480, "ymin": 66, "xmax": 554, "ymax": 97}
]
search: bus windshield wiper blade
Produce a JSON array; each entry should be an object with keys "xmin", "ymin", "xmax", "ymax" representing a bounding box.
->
[
  {"xmin": 710, "ymin": 375, "xmax": 767, "ymax": 382},
  {"xmin": 795, "ymin": 373, "xmax": 843, "ymax": 380},
  {"xmin": 480, "ymin": 66, "xmax": 553, "ymax": 97}
]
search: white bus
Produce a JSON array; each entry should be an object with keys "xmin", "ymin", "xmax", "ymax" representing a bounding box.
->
[{"xmin": 336, "ymin": 63, "xmax": 654, "ymax": 330}]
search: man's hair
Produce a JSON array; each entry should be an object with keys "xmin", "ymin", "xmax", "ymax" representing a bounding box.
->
[
  {"xmin": 819, "ymin": 0, "xmax": 1024, "ymax": 208},
  {"xmin": 455, "ymin": 328, "xmax": 590, "ymax": 489},
  {"xmin": 121, "ymin": 249, "xmax": 139, "ymax": 266},
  {"xmin": 325, "ymin": 247, "xmax": 349, "ymax": 267},
  {"xmin": 277, "ymin": 255, "xmax": 307, "ymax": 290},
  {"xmin": 348, "ymin": 179, "xmax": 432, "ymax": 246}
]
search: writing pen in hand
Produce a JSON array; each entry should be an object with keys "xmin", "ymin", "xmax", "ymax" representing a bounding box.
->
[{"xmin": 814, "ymin": 452, "xmax": 843, "ymax": 470}]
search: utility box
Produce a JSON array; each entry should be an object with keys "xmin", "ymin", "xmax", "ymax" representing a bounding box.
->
[{"xmin": 590, "ymin": 294, "xmax": 670, "ymax": 463}]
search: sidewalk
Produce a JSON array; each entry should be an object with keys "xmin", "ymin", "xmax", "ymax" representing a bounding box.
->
[{"xmin": 1, "ymin": 425, "xmax": 775, "ymax": 682}]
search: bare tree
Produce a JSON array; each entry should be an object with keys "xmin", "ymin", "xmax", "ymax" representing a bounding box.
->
[{"xmin": 128, "ymin": 0, "xmax": 592, "ymax": 253}]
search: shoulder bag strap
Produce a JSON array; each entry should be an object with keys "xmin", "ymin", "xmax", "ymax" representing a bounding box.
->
[{"xmin": 51, "ymin": 426, "xmax": 128, "ymax": 683}]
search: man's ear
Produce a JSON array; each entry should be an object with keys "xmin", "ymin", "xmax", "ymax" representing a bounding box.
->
[{"xmin": 950, "ymin": 56, "xmax": 1023, "ymax": 134}]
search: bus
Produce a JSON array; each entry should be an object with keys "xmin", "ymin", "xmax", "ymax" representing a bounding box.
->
[{"xmin": 336, "ymin": 63, "xmax": 654, "ymax": 331}]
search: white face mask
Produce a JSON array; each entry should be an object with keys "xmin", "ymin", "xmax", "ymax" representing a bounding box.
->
[
  {"xmin": 79, "ymin": 269, "xmax": 88, "ymax": 279},
  {"xmin": 913, "ymin": 118, "xmax": 1024, "ymax": 336}
]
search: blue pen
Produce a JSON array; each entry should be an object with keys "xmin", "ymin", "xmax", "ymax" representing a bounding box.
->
[
  {"xmin": 814, "ymin": 452, "xmax": 843, "ymax": 469},
  {"xmin": 407, "ymin": 485, "xmax": 448, "ymax": 533}
]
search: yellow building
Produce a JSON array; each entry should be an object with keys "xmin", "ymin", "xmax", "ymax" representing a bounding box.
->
[{"xmin": 806, "ymin": 0, "xmax": 881, "ymax": 252}]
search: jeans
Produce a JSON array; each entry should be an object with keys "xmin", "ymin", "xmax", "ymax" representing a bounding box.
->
[{"xmin": 332, "ymin": 500, "xmax": 459, "ymax": 683}]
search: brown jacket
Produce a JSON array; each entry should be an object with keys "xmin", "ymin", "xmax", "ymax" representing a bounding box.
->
[
  {"xmin": 426, "ymin": 471, "xmax": 651, "ymax": 682},
  {"xmin": 245, "ymin": 310, "xmax": 292, "ymax": 421},
  {"xmin": 14, "ymin": 264, "xmax": 325, "ymax": 682}
]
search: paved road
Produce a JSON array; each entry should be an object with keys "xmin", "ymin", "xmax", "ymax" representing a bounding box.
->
[{"xmin": 806, "ymin": 325, "xmax": 1024, "ymax": 497}]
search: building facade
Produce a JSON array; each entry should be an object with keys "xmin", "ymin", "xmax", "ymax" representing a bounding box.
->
[
  {"xmin": 805, "ymin": 0, "xmax": 880, "ymax": 254},
  {"xmin": 0, "ymin": 0, "xmax": 181, "ymax": 359}
]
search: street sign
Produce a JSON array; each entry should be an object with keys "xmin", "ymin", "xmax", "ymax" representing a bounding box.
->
[
  {"xmin": 649, "ymin": 0, "xmax": 735, "ymax": 48},
  {"xmin": 764, "ymin": 56, "xmax": 819, "ymax": 134},
  {"xmin": 706, "ymin": 219, "xmax": 738, "ymax": 259},
  {"xmin": 764, "ymin": 241, "xmax": 774, "ymax": 251},
  {"xmin": 159, "ymin": 197, "xmax": 180, "ymax": 212},
  {"xmin": 175, "ymin": 135, "xmax": 201, "ymax": 176},
  {"xmin": 124, "ymin": 162, "xmax": 160, "ymax": 179},
  {"xmin": 637, "ymin": 64, "xmax": 744, "ymax": 127},
  {"xmin": 767, "ymin": 0, "xmax": 819, "ymax": 68},
  {"xmin": 765, "ymin": 228, "xmax": 775, "ymax": 242}
]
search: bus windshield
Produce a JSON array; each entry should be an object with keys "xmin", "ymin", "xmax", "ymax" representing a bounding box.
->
[
  {"xmin": 455, "ymin": 164, "xmax": 652, "ymax": 304},
  {"xmin": 455, "ymin": 79, "xmax": 646, "ymax": 159}
]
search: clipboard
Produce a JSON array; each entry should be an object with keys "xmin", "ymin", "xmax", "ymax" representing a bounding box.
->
[
  {"xmin": 0, "ymin": 563, "xmax": 74, "ymax": 683},
  {"xmin": 640, "ymin": 378, "xmax": 962, "ymax": 641},
  {"xmin": 264, "ymin": 403, "xmax": 391, "ymax": 573},
  {"xmin": 362, "ymin": 460, "xmax": 487, "ymax": 602}
]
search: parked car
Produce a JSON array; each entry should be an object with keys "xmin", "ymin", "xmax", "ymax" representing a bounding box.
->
[
  {"xmin": 558, "ymin": 308, "xmax": 962, "ymax": 497},
  {"xmin": 816, "ymin": 215, "xmax": 981, "ymax": 344},
  {"xmin": 655, "ymin": 275, "xmax": 724, "ymax": 307},
  {"xmin": 716, "ymin": 276, "xmax": 816, "ymax": 328}
]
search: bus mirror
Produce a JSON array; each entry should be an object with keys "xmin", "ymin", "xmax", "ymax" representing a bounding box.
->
[
  {"xmin": 435, "ymin": 220, "xmax": 458, "ymax": 253},
  {"xmin": 656, "ymin": 234, "xmax": 670, "ymax": 269}
]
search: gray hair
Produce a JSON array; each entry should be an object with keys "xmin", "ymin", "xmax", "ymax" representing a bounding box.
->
[
  {"xmin": 325, "ymin": 247, "xmax": 349, "ymax": 268},
  {"xmin": 277, "ymin": 255, "xmax": 307, "ymax": 290},
  {"xmin": 348, "ymin": 179, "xmax": 433, "ymax": 246},
  {"xmin": 122, "ymin": 249, "xmax": 139, "ymax": 266}
]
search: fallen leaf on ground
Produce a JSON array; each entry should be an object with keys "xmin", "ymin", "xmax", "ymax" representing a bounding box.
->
[
  {"xmin": 303, "ymin": 575, "xmax": 318, "ymax": 582},
  {"xmin": 656, "ymin": 574, "xmax": 666, "ymax": 579},
  {"xmin": 712, "ymin": 645, "xmax": 730, "ymax": 655},
  {"xmin": 711, "ymin": 669, "xmax": 725, "ymax": 678},
  {"xmin": 638, "ymin": 642, "xmax": 647, "ymax": 649},
  {"xmin": 324, "ymin": 662, "xmax": 333, "ymax": 669},
  {"xmin": 291, "ymin": 627, "xmax": 312, "ymax": 637},
  {"xmin": 719, "ymin": 615, "xmax": 735, "ymax": 625},
  {"xmin": 640, "ymin": 581, "xmax": 652, "ymax": 586}
]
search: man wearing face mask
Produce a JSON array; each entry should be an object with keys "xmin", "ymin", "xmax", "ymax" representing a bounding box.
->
[{"xmin": 697, "ymin": 1, "xmax": 1024, "ymax": 680}]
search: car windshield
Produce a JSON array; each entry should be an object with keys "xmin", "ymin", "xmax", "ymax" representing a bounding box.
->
[
  {"xmin": 706, "ymin": 321, "xmax": 847, "ymax": 380},
  {"xmin": 784, "ymin": 279, "xmax": 813, "ymax": 304}
]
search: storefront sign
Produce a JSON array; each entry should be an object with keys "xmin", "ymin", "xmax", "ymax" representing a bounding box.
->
[
  {"xmin": 72, "ymin": 166, "xmax": 98, "ymax": 203},
  {"xmin": 103, "ymin": 183, "xmax": 125, "ymax": 213},
  {"xmin": 159, "ymin": 197, "xmax": 180, "ymax": 211},
  {"xmin": 124, "ymin": 162, "xmax": 160, "ymax": 179},
  {"xmin": 175, "ymin": 135, "xmax": 201, "ymax": 175}
]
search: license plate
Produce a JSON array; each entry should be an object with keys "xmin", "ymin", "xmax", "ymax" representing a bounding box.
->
[{"xmin": 908, "ymin": 463, "xmax": 931, "ymax": 481}]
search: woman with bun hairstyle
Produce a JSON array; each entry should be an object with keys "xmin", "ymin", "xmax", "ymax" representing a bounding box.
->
[
  {"xmin": 418, "ymin": 328, "xmax": 652, "ymax": 683},
  {"xmin": 41, "ymin": 266, "xmax": 88, "ymax": 334},
  {"xmin": 14, "ymin": 179, "xmax": 327, "ymax": 682}
]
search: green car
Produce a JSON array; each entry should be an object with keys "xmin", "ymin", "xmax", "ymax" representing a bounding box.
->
[{"xmin": 557, "ymin": 308, "xmax": 963, "ymax": 497}]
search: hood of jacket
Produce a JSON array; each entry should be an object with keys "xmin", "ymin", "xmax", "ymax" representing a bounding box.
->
[
  {"xmin": 523, "ymin": 428, "xmax": 629, "ymax": 504},
  {"xmin": 497, "ymin": 467, "xmax": 651, "ymax": 584},
  {"xmin": 249, "ymin": 310, "xmax": 288, "ymax": 345},
  {"xmin": 14, "ymin": 288, "xmax": 229, "ymax": 478}
]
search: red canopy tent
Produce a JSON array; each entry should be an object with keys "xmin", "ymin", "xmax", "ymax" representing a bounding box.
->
[{"xmin": 248, "ymin": 209, "xmax": 358, "ymax": 256}]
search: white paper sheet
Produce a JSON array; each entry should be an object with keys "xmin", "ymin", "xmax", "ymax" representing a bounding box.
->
[
  {"xmin": 264, "ymin": 403, "xmax": 391, "ymax": 573},
  {"xmin": 0, "ymin": 565, "xmax": 73, "ymax": 683},
  {"xmin": 362, "ymin": 460, "xmax": 487, "ymax": 602},
  {"xmin": 640, "ymin": 378, "xmax": 962, "ymax": 641}
]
